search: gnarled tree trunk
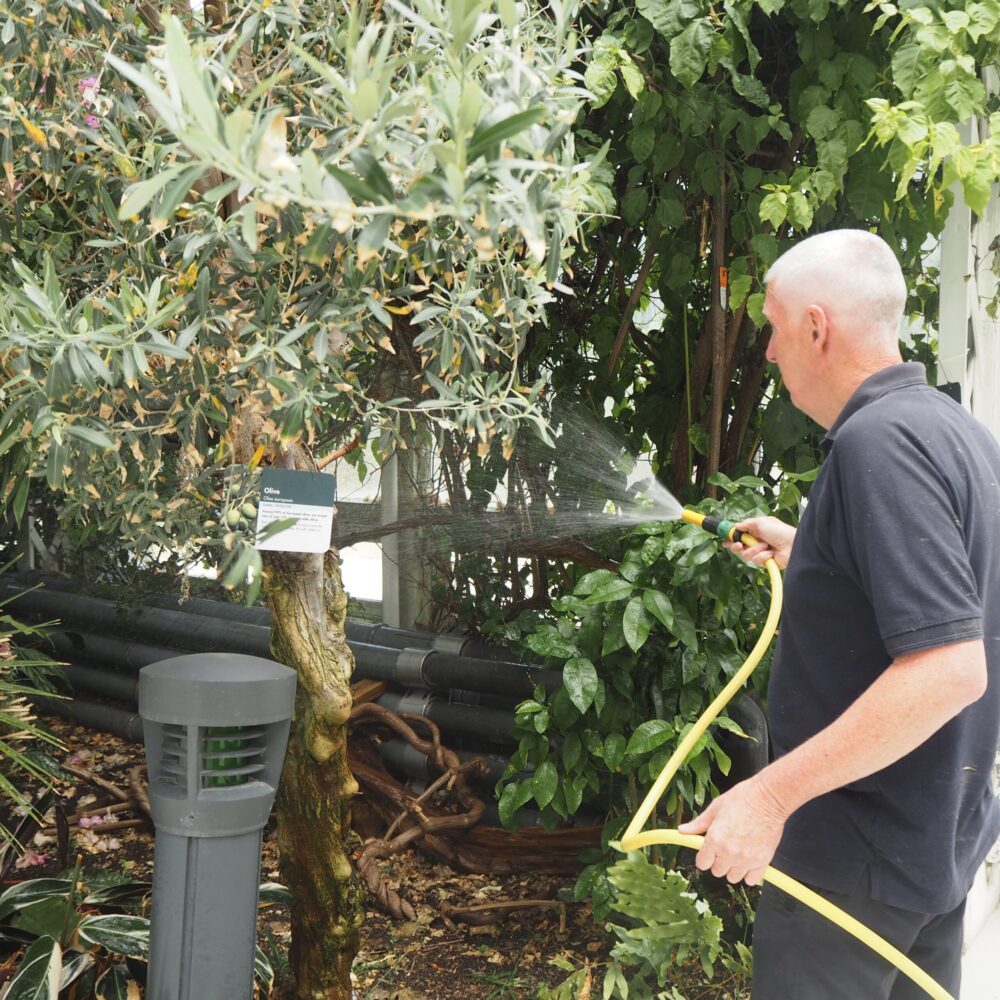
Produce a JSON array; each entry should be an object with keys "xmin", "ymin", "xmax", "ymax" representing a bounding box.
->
[
  {"xmin": 231, "ymin": 400, "xmax": 362, "ymax": 999},
  {"xmin": 266, "ymin": 546, "xmax": 363, "ymax": 1000}
]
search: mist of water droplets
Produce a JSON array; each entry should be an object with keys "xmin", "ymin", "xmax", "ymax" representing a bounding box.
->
[{"xmin": 367, "ymin": 404, "xmax": 683, "ymax": 566}]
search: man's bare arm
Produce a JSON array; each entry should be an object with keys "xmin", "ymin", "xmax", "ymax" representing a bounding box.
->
[{"xmin": 680, "ymin": 639, "xmax": 988, "ymax": 885}]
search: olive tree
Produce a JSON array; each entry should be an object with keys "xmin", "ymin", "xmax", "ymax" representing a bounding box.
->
[{"xmin": 0, "ymin": 0, "xmax": 602, "ymax": 995}]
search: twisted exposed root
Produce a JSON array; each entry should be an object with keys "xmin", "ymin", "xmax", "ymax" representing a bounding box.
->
[
  {"xmin": 356, "ymin": 851, "xmax": 417, "ymax": 922},
  {"xmin": 349, "ymin": 703, "xmax": 493, "ymax": 921},
  {"xmin": 128, "ymin": 765, "xmax": 152, "ymax": 819}
]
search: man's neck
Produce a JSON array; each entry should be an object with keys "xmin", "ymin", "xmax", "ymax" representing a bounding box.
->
[{"xmin": 820, "ymin": 354, "xmax": 905, "ymax": 429}]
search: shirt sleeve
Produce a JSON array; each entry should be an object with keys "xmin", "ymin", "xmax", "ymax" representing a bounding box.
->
[{"xmin": 828, "ymin": 421, "xmax": 983, "ymax": 658}]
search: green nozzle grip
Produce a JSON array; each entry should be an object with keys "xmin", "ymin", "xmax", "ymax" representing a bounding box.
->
[
  {"xmin": 720, "ymin": 519, "xmax": 745, "ymax": 543},
  {"xmin": 700, "ymin": 516, "xmax": 744, "ymax": 543}
]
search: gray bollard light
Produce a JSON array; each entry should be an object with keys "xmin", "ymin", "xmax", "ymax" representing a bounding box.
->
[{"xmin": 139, "ymin": 652, "xmax": 297, "ymax": 1000}]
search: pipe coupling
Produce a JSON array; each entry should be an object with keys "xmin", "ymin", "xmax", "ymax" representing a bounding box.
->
[
  {"xmin": 393, "ymin": 690, "xmax": 434, "ymax": 716},
  {"xmin": 395, "ymin": 648, "xmax": 431, "ymax": 688},
  {"xmin": 430, "ymin": 634, "xmax": 468, "ymax": 655}
]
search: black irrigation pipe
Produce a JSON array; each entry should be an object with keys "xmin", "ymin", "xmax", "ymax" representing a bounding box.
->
[
  {"xmin": 5, "ymin": 583, "xmax": 271, "ymax": 658},
  {"xmin": 45, "ymin": 625, "xmax": 556, "ymax": 704},
  {"xmin": 376, "ymin": 691, "xmax": 516, "ymax": 747},
  {"xmin": 52, "ymin": 648, "xmax": 768, "ymax": 786},
  {"xmin": 47, "ymin": 632, "xmax": 179, "ymax": 674},
  {"xmin": 33, "ymin": 693, "xmax": 144, "ymax": 744},
  {"xmin": 12, "ymin": 580, "xmax": 771, "ymax": 781},
  {"xmin": 140, "ymin": 593, "xmax": 272, "ymax": 628},
  {"xmin": 5, "ymin": 583, "xmax": 560, "ymax": 700},
  {"xmin": 39, "ymin": 662, "xmax": 517, "ymax": 770},
  {"xmin": 61, "ymin": 663, "xmax": 139, "ymax": 705},
  {"xmin": 140, "ymin": 593, "xmax": 512, "ymax": 660},
  {"xmin": 377, "ymin": 738, "xmax": 511, "ymax": 785},
  {"xmin": 53, "ymin": 658, "xmax": 518, "ymax": 748},
  {"xmin": 49, "ymin": 654, "xmax": 769, "ymax": 800},
  {"xmin": 20, "ymin": 577, "xmax": 516, "ymax": 661}
]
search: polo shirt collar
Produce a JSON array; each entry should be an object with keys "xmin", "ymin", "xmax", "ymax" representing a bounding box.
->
[{"xmin": 822, "ymin": 362, "xmax": 928, "ymax": 451}]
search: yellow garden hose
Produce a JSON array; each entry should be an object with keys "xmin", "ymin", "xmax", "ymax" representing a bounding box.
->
[{"xmin": 617, "ymin": 508, "xmax": 954, "ymax": 1000}]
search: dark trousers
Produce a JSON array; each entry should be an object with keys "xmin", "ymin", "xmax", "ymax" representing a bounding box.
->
[{"xmin": 752, "ymin": 882, "xmax": 965, "ymax": 999}]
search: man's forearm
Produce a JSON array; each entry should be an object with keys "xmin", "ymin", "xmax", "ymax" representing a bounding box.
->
[{"xmin": 758, "ymin": 639, "xmax": 988, "ymax": 817}]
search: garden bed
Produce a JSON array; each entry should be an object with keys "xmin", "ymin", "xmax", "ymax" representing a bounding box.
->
[{"xmin": 5, "ymin": 715, "xmax": 749, "ymax": 999}]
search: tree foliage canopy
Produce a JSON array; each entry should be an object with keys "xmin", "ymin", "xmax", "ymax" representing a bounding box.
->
[
  {"xmin": 1, "ymin": 3, "xmax": 599, "ymax": 994},
  {"xmin": 1, "ymin": 0, "xmax": 604, "ymax": 592}
]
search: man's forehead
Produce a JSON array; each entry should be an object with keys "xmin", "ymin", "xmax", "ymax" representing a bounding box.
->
[{"xmin": 762, "ymin": 282, "xmax": 783, "ymax": 318}]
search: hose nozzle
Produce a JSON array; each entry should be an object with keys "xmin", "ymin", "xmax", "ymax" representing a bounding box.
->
[{"xmin": 682, "ymin": 508, "xmax": 759, "ymax": 548}]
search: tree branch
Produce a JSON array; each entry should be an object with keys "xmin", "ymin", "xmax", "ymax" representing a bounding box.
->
[
  {"xmin": 317, "ymin": 433, "xmax": 361, "ymax": 471},
  {"xmin": 334, "ymin": 512, "xmax": 461, "ymax": 547},
  {"xmin": 668, "ymin": 310, "xmax": 714, "ymax": 492},
  {"xmin": 721, "ymin": 329, "xmax": 771, "ymax": 472},
  {"xmin": 706, "ymin": 157, "xmax": 727, "ymax": 497},
  {"xmin": 607, "ymin": 232, "xmax": 661, "ymax": 376}
]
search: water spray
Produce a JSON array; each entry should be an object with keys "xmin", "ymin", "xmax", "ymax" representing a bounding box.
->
[{"xmin": 618, "ymin": 506, "xmax": 954, "ymax": 1000}]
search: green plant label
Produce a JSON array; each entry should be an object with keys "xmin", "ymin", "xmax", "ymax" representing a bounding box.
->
[{"xmin": 254, "ymin": 469, "xmax": 336, "ymax": 554}]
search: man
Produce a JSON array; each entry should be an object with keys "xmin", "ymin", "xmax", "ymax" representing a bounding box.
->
[{"xmin": 678, "ymin": 229, "xmax": 1000, "ymax": 998}]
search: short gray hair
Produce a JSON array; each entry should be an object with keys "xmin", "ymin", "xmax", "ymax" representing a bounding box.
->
[{"xmin": 765, "ymin": 229, "xmax": 907, "ymax": 336}]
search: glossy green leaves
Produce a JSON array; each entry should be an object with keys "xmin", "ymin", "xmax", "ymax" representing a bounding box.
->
[
  {"xmin": 564, "ymin": 657, "xmax": 600, "ymax": 713},
  {"xmin": 499, "ymin": 480, "xmax": 794, "ymax": 842}
]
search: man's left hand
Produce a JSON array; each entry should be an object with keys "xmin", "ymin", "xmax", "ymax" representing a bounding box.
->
[{"xmin": 677, "ymin": 773, "xmax": 788, "ymax": 886}]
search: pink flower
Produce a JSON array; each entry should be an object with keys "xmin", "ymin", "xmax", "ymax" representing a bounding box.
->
[
  {"xmin": 86, "ymin": 114, "xmax": 100, "ymax": 128},
  {"xmin": 15, "ymin": 851, "xmax": 47, "ymax": 869},
  {"xmin": 79, "ymin": 77, "xmax": 100, "ymax": 109}
]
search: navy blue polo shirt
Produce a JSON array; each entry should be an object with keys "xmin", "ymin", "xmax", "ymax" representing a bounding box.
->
[{"xmin": 769, "ymin": 362, "xmax": 1000, "ymax": 913}]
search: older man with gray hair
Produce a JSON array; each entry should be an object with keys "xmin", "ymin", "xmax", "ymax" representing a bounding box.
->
[{"xmin": 679, "ymin": 229, "xmax": 1000, "ymax": 998}]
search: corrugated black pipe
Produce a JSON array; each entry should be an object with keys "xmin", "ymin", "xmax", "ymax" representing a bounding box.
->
[
  {"xmin": 56, "ymin": 627, "xmax": 423, "ymax": 689},
  {"xmin": 140, "ymin": 593, "xmax": 272, "ymax": 627},
  {"xmin": 6, "ymin": 584, "xmax": 559, "ymax": 700},
  {"xmin": 3, "ymin": 583, "xmax": 270, "ymax": 658},
  {"xmin": 141, "ymin": 592, "xmax": 510, "ymax": 660},
  {"xmin": 33, "ymin": 694, "xmax": 144, "ymax": 743},
  {"xmin": 352, "ymin": 643, "xmax": 557, "ymax": 698},
  {"xmin": 420, "ymin": 651, "xmax": 558, "ymax": 697},
  {"xmin": 49, "ymin": 658, "xmax": 768, "ymax": 806},
  {"xmin": 349, "ymin": 623, "xmax": 439, "ymax": 649},
  {"xmin": 49, "ymin": 661, "xmax": 516, "ymax": 746},
  {"xmin": 43, "ymin": 626, "xmax": 542, "ymax": 704},
  {"xmin": 13, "ymin": 575, "xmax": 520, "ymax": 661},
  {"xmin": 42, "ymin": 645, "xmax": 522, "ymax": 750},
  {"xmin": 62, "ymin": 664, "xmax": 139, "ymax": 705},
  {"xmin": 377, "ymin": 738, "xmax": 511, "ymax": 785},
  {"xmin": 47, "ymin": 631, "xmax": 179, "ymax": 673},
  {"xmin": 377, "ymin": 691, "xmax": 516, "ymax": 746}
]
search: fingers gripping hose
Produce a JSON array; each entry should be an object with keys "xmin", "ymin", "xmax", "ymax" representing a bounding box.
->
[{"xmin": 617, "ymin": 509, "xmax": 955, "ymax": 1000}]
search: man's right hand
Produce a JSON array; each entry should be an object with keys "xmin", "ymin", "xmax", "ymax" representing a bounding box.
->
[{"xmin": 722, "ymin": 516, "xmax": 796, "ymax": 570}]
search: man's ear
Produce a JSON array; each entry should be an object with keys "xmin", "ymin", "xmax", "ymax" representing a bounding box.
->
[{"xmin": 805, "ymin": 304, "xmax": 829, "ymax": 349}]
